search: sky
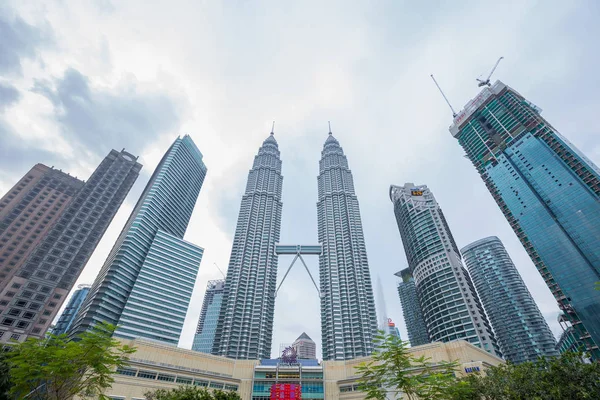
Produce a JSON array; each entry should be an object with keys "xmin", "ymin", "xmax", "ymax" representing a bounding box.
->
[{"xmin": 1, "ymin": 0, "xmax": 599, "ymax": 359}]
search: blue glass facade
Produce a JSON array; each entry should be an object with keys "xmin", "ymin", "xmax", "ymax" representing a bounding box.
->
[
  {"xmin": 462, "ymin": 237, "xmax": 558, "ymax": 363},
  {"xmin": 70, "ymin": 135, "xmax": 207, "ymax": 345},
  {"xmin": 52, "ymin": 285, "xmax": 90, "ymax": 335},
  {"xmin": 192, "ymin": 280, "xmax": 225, "ymax": 353},
  {"xmin": 395, "ymin": 268, "xmax": 429, "ymax": 347},
  {"xmin": 450, "ymin": 81, "xmax": 600, "ymax": 357}
]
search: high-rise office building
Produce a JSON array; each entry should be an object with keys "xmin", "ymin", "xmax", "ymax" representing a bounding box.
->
[
  {"xmin": 292, "ymin": 332, "xmax": 317, "ymax": 360},
  {"xmin": 395, "ymin": 268, "xmax": 429, "ymax": 347},
  {"xmin": 70, "ymin": 136, "xmax": 206, "ymax": 345},
  {"xmin": 461, "ymin": 236, "xmax": 558, "ymax": 363},
  {"xmin": 390, "ymin": 183, "xmax": 500, "ymax": 357},
  {"xmin": 52, "ymin": 284, "xmax": 91, "ymax": 335},
  {"xmin": 318, "ymin": 128, "xmax": 377, "ymax": 360},
  {"xmin": 449, "ymin": 80, "xmax": 600, "ymax": 358},
  {"xmin": 192, "ymin": 279, "xmax": 225, "ymax": 353},
  {"xmin": 385, "ymin": 318, "xmax": 401, "ymax": 339},
  {"xmin": 0, "ymin": 150, "xmax": 141, "ymax": 343},
  {"xmin": 213, "ymin": 131, "xmax": 283, "ymax": 359}
]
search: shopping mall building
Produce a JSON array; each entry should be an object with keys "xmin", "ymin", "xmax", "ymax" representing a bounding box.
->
[{"xmin": 101, "ymin": 338, "xmax": 503, "ymax": 400}]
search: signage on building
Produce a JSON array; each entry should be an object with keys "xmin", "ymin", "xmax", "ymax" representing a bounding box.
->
[
  {"xmin": 453, "ymin": 87, "xmax": 494, "ymax": 127},
  {"xmin": 270, "ymin": 383, "xmax": 302, "ymax": 400},
  {"xmin": 411, "ymin": 190, "xmax": 424, "ymax": 196},
  {"xmin": 280, "ymin": 346, "xmax": 298, "ymax": 365},
  {"xmin": 464, "ymin": 366, "xmax": 481, "ymax": 373}
]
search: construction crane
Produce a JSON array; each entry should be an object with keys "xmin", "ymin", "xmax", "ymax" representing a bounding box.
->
[
  {"xmin": 213, "ymin": 262, "xmax": 226, "ymax": 279},
  {"xmin": 430, "ymin": 74, "xmax": 457, "ymax": 117},
  {"xmin": 476, "ymin": 57, "xmax": 504, "ymax": 87}
]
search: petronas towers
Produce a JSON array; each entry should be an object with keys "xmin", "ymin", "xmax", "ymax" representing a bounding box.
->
[{"xmin": 213, "ymin": 127, "xmax": 377, "ymax": 360}]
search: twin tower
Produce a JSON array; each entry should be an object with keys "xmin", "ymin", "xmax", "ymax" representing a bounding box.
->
[{"xmin": 212, "ymin": 128, "xmax": 377, "ymax": 360}]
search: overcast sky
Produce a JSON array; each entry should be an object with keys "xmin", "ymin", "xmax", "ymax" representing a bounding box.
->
[{"xmin": 1, "ymin": 0, "xmax": 599, "ymax": 359}]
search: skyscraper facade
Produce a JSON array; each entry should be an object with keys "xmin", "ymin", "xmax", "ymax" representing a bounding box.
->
[
  {"xmin": 52, "ymin": 284, "xmax": 90, "ymax": 335},
  {"xmin": 292, "ymin": 332, "xmax": 317, "ymax": 359},
  {"xmin": 461, "ymin": 236, "xmax": 558, "ymax": 363},
  {"xmin": 192, "ymin": 279, "xmax": 225, "ymax": 353},
  {"xmin": 317, "ymin": 129, "xmax": 377, "ymax": 360},
  {"xmin": 390, "ymin": 183, "xmax": 500, "ymax": 357},
  {"xmin": 395, "ymin": 268, "xmax": 429, "ymax": 347},
  {"xmin": 0, "ymin": 149, "xmax": 141, "ymax": 343},
  {"xmin": 450, "ymin": 80, "xmax": 600, "ymax": 357},
  {"xmin": 213, "ymin": 131, "xmax": 283, "ymax": 359},
  {"xmin": 70, "ymin": 136, "xmax": 206, "ymax": 345}
]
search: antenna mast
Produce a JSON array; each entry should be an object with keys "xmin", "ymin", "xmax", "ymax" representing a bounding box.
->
[{"xmin": 430, "ymin": 74, "xmax": 457, "ymax": 117}]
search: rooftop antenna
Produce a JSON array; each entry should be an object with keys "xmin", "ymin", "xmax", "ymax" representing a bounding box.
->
[
  {"xmin": 476, "ymin": 56, "xmax": 504, "ymax": 87},
  {"xmin": 328, "ymin": 121, "xmax": 332, "ymax": 134},
  {"xmin": 213, "ymin": 262, "xmax": 226, "ymax": 279},
  {"xmin": 271, "ymin": 121, "xmax": 275, "ymax": 134},
  {"xmin": 430, "ymin": 74, "xmax": 457, "ymax": 117}
]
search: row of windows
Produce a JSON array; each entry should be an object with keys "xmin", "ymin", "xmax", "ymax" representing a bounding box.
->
[{"xmin": 116, "ymin": 367, "xmax": 237, "ymax": 391}]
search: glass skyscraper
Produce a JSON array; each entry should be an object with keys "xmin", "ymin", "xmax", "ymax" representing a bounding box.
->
[
  {"xmin": 213, "ymin": 131, "xmax": 283, "ymax": 359},
  {"xmin": 318, "ymin": 129, "xmax": 377, "ymax": 360},
  {"xmin": 70, "ymin": 135, "xmax": 206, "ymax": 345},
  {"xmin": 192, "ymin": 279, "xmax": 225, "ymax": 353},
  {"xmin": 461, "ymin": 236, "xmax": 558, "ymax": 363},
  {"xmin": 390, "ymin": 183, "xmax": 500, "ymax": 357},
  {"xmin": 395, "ymin": 268, "xmax": 429, "ymax": 347},
  {"xmin": 450, "ymin": 80, "xmax": 600, "ymax": 357},
  {"xmin": 0, "ymin": 149, "xmax": 141, "ymax": 343},
  {"xmin": 52, "ymin": 284, "xmax": 90, "ymax": 336}
]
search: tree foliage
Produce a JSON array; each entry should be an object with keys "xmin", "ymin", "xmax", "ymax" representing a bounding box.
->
[
  {"xmin": 5, "ymin": 322, "xmax": 135, "ymax": 400},
  {"xmin": 0, "ymin": 351, "xmax": 12, "ymax": 400},
  {"xmin": 144, "ymin": 386, "xmax": 242, "ymax": 400},
  {"xmin": 356, "ymin": 332, "xmax": 459, "ymax": 400},
  {"xmin": 451, "ymin": 351, "xmax": 600, "ymax": 400}
]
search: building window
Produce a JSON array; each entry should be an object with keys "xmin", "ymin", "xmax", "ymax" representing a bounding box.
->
[
  {"xmin": 1, "ymin": 318, "xmax": 15, "ymax": 326},
  {"xmin": 10, "ymin": 334, "xmax": 20, "ymax": 341}
]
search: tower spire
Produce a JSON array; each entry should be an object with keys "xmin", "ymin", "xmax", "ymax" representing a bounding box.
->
[
  {"xmin": 328, "ymin": 121, "xmax": 332, "ymax": 135},
  {"xmin": 271, "ymin": 121, "xmax": 275, "ymax": 135}
]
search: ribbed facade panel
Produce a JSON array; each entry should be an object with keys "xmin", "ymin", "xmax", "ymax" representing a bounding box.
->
[
  {"xmin": 69, "ymin": 136, "xmax": 206, "ymax": 344},
  {"xmin": 390, "ymin": 184, "xmax": 501, "ymax": 357},
  {"xmin": 318, "ymin": 132, "xmax": 377, "ymax": 361},
  {"xmin": 450, "ymin": 81, "xmax": 600, "ymax": 358},
  {"xmin": 462, "ymin": 236, "xmax": 557, "ymax": 363},
  {"xmin": 213, "ymin": 133, "xmax": 283, "ymax": 359}
]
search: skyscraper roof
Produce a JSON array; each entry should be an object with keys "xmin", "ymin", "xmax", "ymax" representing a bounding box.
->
[{"xmin": 295, "ymin": 332, "xmax": 313, "ymax": 342}]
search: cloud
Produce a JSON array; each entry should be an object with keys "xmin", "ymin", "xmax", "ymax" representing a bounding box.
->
[
  {"xmin": 0, "ymin": 82, "xmax": 21, "ymax": 111},
  {"xmin": 0, "ymin": 7, "xmax": 51, "ymax": 76},
  {"xmin": 31, "ymin": 68, "xmax": 185, "ymax": 158}
]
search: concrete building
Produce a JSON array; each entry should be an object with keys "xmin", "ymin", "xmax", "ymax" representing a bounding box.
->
[
  {"xmin": 390, "ymin": 184, "xmax": 501, "ymax": 357},
  {"xmin": 52, "ymin": 284, "xmax": 90, "ymax": 335},
  {"xmin": 213, "ymin": 130, "xmax": 283, "ymax": 359},
  {"xmin": 0, "ymin": 149, "xmax": 141, "ymax": 343},
  {"xmin": 449, "ymin": 80, "xmax": 600, "ymax": 358},
  {"xmin": 100, "ymin": 338, "xmax": 503, "ymax": 400},
  {"xmin": 192, "ymin": 279, "xmax": 225, "ymax": 353},
  {"xmin": 70, "ymin": 136, "xmax": 206, "ymax": 345},
  {"xmin": 318, "ymin": 128, "xmax": 377, "ymax": 360},
  {"xmin": 461, "ymin": 236, "xmax": 557, "ymax": 363},
  {"xmin": 292, "ymin": 332, "xmax": 317, "ymax": 360},
  {"xmin": 395, "ymin": 268, "xmax": 429, "ymax": 347}
]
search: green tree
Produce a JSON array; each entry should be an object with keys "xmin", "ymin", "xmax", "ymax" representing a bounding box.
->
[
  {"xmin": 144, "ymin": 386, "xmax": 242, "ymax": 400},
  {"xmin": 0, "ymin": 351, "xmax": 12, "ymax": 400},
  {"xmin": 355, "ymin": 332, "xmax": 459, "ymax": 400},
  {"xmin": 449, "ymin": 351, "xmax": 600, "ymax": 400},
  {"xmin": 5, "ymin": 322, "xmax": 135, "ymax": 400}
]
